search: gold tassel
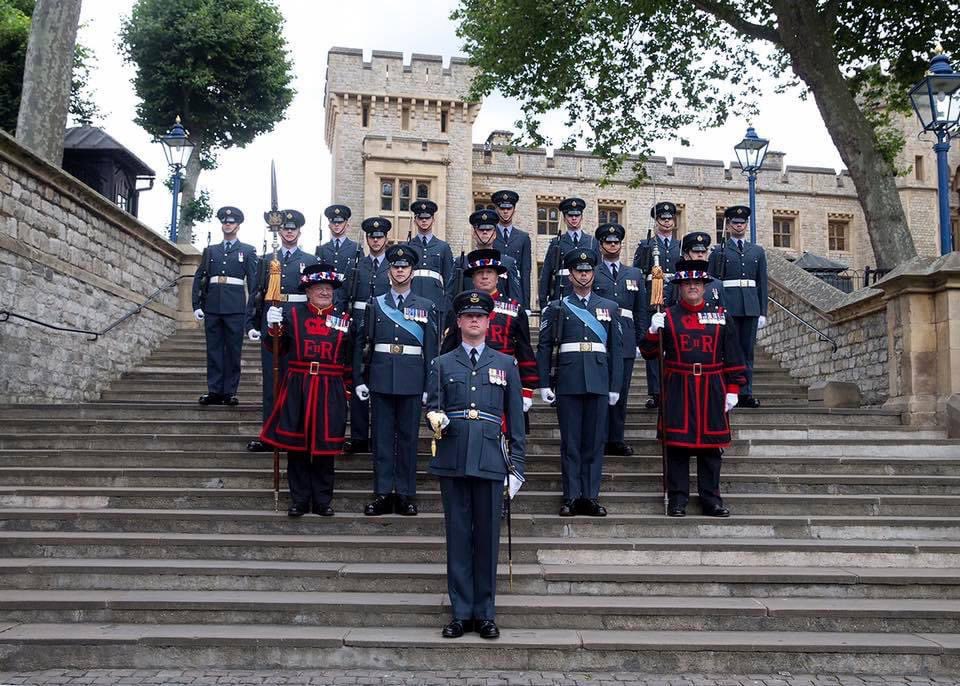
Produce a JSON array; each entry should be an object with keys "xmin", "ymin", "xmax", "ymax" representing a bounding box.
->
[
  {"xmin": 265, "ymin": 258, "xmax": 282, "ymax": 302},
  {"xmin": 650, "ymin": 265, "xmax": 664, "ymax": 307}
]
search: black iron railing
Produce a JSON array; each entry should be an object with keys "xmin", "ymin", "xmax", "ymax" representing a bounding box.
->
[
  {"xmin": 767, "ymin": 295, "xmax": 838, "ymax": 353},
  {"xmin": 0, "ymin": 275, "xmax": 189, "ymax": 341}
]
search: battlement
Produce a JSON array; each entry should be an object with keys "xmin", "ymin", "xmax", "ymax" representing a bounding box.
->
[{"xmin": 325, "ymin": 46, "xmax": 476, "ymax": 102}]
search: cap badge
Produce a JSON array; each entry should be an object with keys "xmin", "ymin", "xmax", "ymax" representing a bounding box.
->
[
  {"xmin": 697, "ymin": 235, "xmax": 703, "ymax": 242},
  {"xmin": 397, "ymin": 248, "xmax": 404, "ymax": 256},
  {"xmin": 225, "ymin": 209, "xmax": 232, "ymax": 215},
  {"xmin": 580, "ymin": 252, "xmax": 587, "ymax": 260},
  {"xmin": 286, "ymin": 212, "xmax": 292, "ymax": 219},
  {"xmin": 373, "ymin": 221, "xmax": 380, "ymax": 228},
  {"xmin": 334, "ymin": 208, "xmax": 341, "ymax": 215},
  {"xmin": 469, "ymin": 293, "xmax": 480, "ymax": 303}
]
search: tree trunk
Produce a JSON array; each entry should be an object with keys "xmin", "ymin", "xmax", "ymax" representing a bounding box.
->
[
  {"xmin": 15, "ymin": 0, "xmax": 82, "ymax": 167},
  {"xmin": 770, "ymin": 1, "xmax": 917, "ymax": 269},
  {"xmin": 177, "ymin": 148, "xmax": 204, "ymax": 245}
]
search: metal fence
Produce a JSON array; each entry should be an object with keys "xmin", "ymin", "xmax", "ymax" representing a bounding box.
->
[{"xmin": 808, "ymin": 267, "xmax": 890, "ymax": 293}]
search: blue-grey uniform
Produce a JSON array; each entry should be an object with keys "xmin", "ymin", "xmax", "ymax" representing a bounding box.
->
[
  {"xmin": 405, "ymin": 199, "xmax": 454, "ymax": 307},
  {"xmin": 344, "ymin": 219, "xmax": 392, "ymax": 453},
  {"xmin": 538, "ymin": 198, "xmax": 598, "ymax": 309},
  {"xmin": 317, "ymin": 205, "xmax": 361, "ymax": 310},
  {"xmin": 192, "ymin": 206, "xmax": 258, "ymax": 404},
  {"xmin": 536, "ymin": 249, "xmax": 623, "ymax": 515},
  {"xmin": 707, "ymin": 206, "xmax": 768, "ymax": 401},
  {"xmin": 454, "ymin": 210, "xmax": 522, "ymax": 300},
  {"xmin": 245, "ymin": 210, "xmax": 318, "ymax": 425},
  {"xmin": 668, "ymin": 231, "xmax": 725, "ymax": 308},
  {"xmin": 592, "ymin": 223, "xmax": 648, "ymax": 456},
  {"xmin": 491, "ymin": 190, "xmax": 533, "ymax": 310},
  {"xmin": 355, "ymin": 244, "xmax": 438, "ymax": 515},
  {"xmin": 427, "ymin": 290, "xmax": 525, "ymax": 632},
  {"xmin": 633, "ymin": 203, "xmax": 682, "ymax": 404}
]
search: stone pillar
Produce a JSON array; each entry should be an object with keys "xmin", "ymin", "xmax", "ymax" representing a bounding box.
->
[
  {"xmin": 876, "ymin": 254, "xmax": 960, "ymax": 431},
  {"xmin": 177, "ymin": 246, "xmax": 201, "ymax": 330}
]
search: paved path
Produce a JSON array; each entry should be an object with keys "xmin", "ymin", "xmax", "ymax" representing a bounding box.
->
[{"xmin": 0, "ymin": 671, "xmax": 955, "ymax": 686}]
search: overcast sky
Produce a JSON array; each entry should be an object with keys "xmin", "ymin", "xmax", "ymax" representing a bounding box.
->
[{"xmin": 77, "ymin": 0, "xmax": 843, "ymax": 251}]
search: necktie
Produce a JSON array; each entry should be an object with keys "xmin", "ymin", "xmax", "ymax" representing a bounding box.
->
[
  {"xmin": 396, "ymin": 294, "xmax": 404, "ymax": 309},
  {"xmin": 611, "ymin": 264, "xmax": 618, "ymax": 281},
  {"xmin": 335, "ymin": 239, "xmax": 341, "ymax": 251},
  {"xmin": 581, "ymin": 297, "xmax": 588, "ymax": 308},
  {"xmin": 572, "ymin": 233, "xmax": 579, "ymax": 247},
  {"xmin": 738, "ymin": 239, "xmax": 744, "ymax": 251},
  {"xmin": 224, "ymin": 241, "xmax": 231, "ymax": 251},
  {"xmin": 374, "ymin": 258, "xmax": 380, "ymax": 270},
  {"xmin": 664, "ymin": 238, "xmax": 670, "ymax": 252},
  {"xmin": 282, "ymin": 251, "xmax": 290, "ymax": 265},
  {"xmin": 504, "ymin": 229, "xmax": 510, "ymax": 242},
  {"xmin": 422, "ymin": 236, "xmax": 428, "ymax": 247},
  {"xmin": 470, "ymin": 348, "xmax": 478, "ymax": 367}
]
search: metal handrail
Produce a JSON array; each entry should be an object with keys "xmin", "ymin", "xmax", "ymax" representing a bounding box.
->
[
  {"xmin": 0, "ymin": 275, "xmax": 190, "ymax": 342},
  {"xmin": 767, "ymin": 295, "xmax": 838, "ymax": 353}
]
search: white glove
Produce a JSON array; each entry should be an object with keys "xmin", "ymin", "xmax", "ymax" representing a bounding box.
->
[
  {"xmin": 355, "ymin": 384, "xmax": 370, "ymax": 401},
  {"xmin": 725, "ymin": 392, "xmax": 738, "ymax": 413},
  {"xmin": 422, "ymin": 392, "xmax": 428, "ymax": 405},
  {"xmin": 522, "ymin": 396, "xmax": 533, "ymax": 413},
  {"xmin": 266, "ymin": 306, "xmax": 283, "ymax": 325},
  {"xmin": 608, "ymin": 392, "xmax": 620, "ymax": 406},
  {"xmin": 540, "ymin": 388, "xmax": 555, "ymax": 403},
  {"xmin": 247, "ymin": 329, "xmax": 261, "ymax": 342},
  {"xmin": 193, "ymin": 308, "xmax": 205, "ymax": 322},
  {"xmin": 525, "ymin": 309, "xmax": 532, "ymax": 317},
  {"xmin": 426, "ymin": 411, "xmax": 450, "ymax": 432},
  {"xmin": 648, "ymin": 312, "xmax": 665, "ymax": 334},
  {"xmin": 636, "ymin": 347, "xmax": 641, "ymax": 357},
  {"xmin": 758, "ymin": 315, "xmax": 767, "ymax": 329},
  {"xmin": 505, "ymin": 474, "xmax": 524, "ymax": 499}
]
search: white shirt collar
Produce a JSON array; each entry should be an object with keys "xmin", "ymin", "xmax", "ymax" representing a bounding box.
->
[
  {"xmin": 390, "ymin": 288, "xmax": 409, "ymax": 305},
  {"xmin": 417, "ymin": 232, "xmax": 434, "ymax": 243},
  {"xmin": 462, "ymin": 342, "xmax": 486, "ymax": 357}
]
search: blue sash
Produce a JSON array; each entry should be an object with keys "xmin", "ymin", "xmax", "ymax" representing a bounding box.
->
[
  {"xmin": 563, "ymin": 297, "xmax": 607, "ymax": 345},
  {"xmin": 377, "ymin": 295, "xmax": 424, "ymax": 345}
]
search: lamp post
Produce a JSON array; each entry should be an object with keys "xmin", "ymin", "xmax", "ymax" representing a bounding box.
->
[
  {"xmin": 158, "ymin": 116, "xmax": 196, "ymax": 243},
  {"xmin": 909, "ymin": 47, "xmax": 960, "ymax": 255},
  {"xmin": 734, "ymin": 126, "xmax": 770, "ymax": 244}
]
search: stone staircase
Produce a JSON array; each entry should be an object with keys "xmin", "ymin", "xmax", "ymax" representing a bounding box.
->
[{"xmin": 1, "ymin": 329, "xmax": 960, "ymax": 674}]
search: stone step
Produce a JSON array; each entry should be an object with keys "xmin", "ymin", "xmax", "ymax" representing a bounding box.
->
[
  {"xmin": 0, "ymin": 402, "xmax": 906, "ymax": 426},
  {"xmin": 5, "ymin": 467, "xmax": 959, "ymax": 495},
  {"xmin": 3, "ymin": 589, "xmax": 960, "ymax": 633},
  {"xmin": 2, "ymin": 508, "xmax": 959, "ymax": 541},
  {"xmin": 1, "ymin": 449, "xmax": 957, "ymax": 475},
  {"xmin": 2, "ymin": 487, "xmax": 958, "ymax": 516},
  {"xmin": 0, "ymin": 624, "xmax": 955, "ymax": 674},
  {"xmin": 4, "ymin": 558, "xmax": 958, "ymax": 598}
]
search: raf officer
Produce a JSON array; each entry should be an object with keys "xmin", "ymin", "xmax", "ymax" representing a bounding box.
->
[
  {"xmin": 633, "ymin": 201, "xmax": 682, "ymax": 409},
  {"xmin": 191, "ymin": 206, "xmax": 258, "ymax": 406},
  {"xmin": 245, "ymin": 210, "xmax": 318, "ymax": 451},
  {"xmin": 453, "ymin": 210, "xmax": 522, "ymax": 302},
  {"xmin": 537, "ymin": 197, "xmax": 598, "ymax": 309},
  {"xmin": 537, "ymin": 249, "xmax": 623, "ymax": 517},
  {"xmin": 491, "ymin": 190, "xmax": 533, "ymax": 310},
  {"xmin": 670, "ymin": 231, "xmax": 724, "ymax": 307},
  {"xmin": 427, "ymin": 290, "xmax": 525, "ymax": 640},
  {"xmin": 707, "ymin": 206, "xmax": 768, "ymax": 408},
  {"xmin": 406, "ymin": 199, "xmax": 454, "ymax": 307},
  {"xmin": 592, "ymin": 223, "xmax": 647, "ymax": 457},
  {"xmin": 317, "ymin": 204, "xmax": 360, "ymax": 309},
  {"xmin": 342, "ymin": 217, "xmax": 392, "ymax": 455},
  {"xmin": 354, "ymin": 243, "xmax": 438, "ymax": 516}
]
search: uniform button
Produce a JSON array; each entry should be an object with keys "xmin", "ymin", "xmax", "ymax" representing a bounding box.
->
[
  {"xmin": 470, "ymin": 402, "xmax": 476, "ymax": 408},
  {"xmin": 394, "ymin": 337, "xmax": 399, "ymax": 341},
  {"xmin": 471, "ymin": 386, "xmax": 476, "ymax": 391},
  {"xmin": 472, "ymin": 371, "xmax": 477, "ymax": 376}
]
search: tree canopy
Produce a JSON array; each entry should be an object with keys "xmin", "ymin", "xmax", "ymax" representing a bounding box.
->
[
  {"xmin": 119, "ymin": 0, "xmax": 295, "ymax": 242},
  {"xmin": 453, "ymin": 0, "xmax": 960, "ymax": 267}
]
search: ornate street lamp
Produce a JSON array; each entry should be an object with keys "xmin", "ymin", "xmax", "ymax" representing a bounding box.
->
[
  {"xmin": 734, "ymin": 125, "xmax": 770, "ymax": 244},
  {"xmin": 909, "ymin": 47, "xmax": 960, "ymax": 255},
  {"xmin": 158, "ymin": 116, "xmax": 195, "ymax": 242}
]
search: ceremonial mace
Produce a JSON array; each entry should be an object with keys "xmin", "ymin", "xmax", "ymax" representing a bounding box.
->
[{"xmin": 263, "ymin": 161, "xmax": 283, "ymax": 512}]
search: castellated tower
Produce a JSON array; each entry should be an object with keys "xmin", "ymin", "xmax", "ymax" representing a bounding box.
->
[{"xmin": 324, "ymin": 47, "xmax": 479, "ymax": 254}]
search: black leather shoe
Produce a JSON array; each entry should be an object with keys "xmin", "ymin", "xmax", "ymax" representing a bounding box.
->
[
  {"xmin": 441, "ymin": 619, "xmax": 472, "ymax": 638},
  {"xmin": 223, "ymin": 395, "xmax": 239, "ymax": 406},
  {"xmin": 645, "ymin": 396, "xmax": 659, "ymax": 409},
  {"xmin": 605, "ymin": 442, "xmax": 634, "ymax": 456},
  {"xmin": 198, "ymin": 394, "xmax": 222, "ymax": 405},
  {"xmin": 703, "ymin": 505, "xmax": 731, "ymax": 517},
  {"xmin": 246, "ymin": 440, "xmax": 268, "ymax": 452},
  {"xmin": 395, "ymin": 497, "xmax": 418, "ymax": 516},
  {"xmin": 343, "ymin": 439, "xmax": 369, "ymax": 454},
  {"xmin": 476, "ymin": 619, "xmax": 500, "ymax": 639},
  {"xmin": 287, "ymin": 504, "xmax": 307, "ymax": 518},
  {"xmin": 558, "ymin": 500, "xmax": 576, "ymax": 517},
  {"xmin": 667, "ymin": 505, "xmax": 686, "ymax": 517},
  {"xmin": 586, "ymin": 499, "xmax": 607, "ymax": 517},
  {"xmin": 739, "ymin": 395, "xmax": 760, "ymax": 408},
  {"xmin": 364, "ymin": 495, "xmax": 391, "ymax": 516}
]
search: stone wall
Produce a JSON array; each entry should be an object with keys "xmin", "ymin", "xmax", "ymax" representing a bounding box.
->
[
  {"xmin": 0, "ymin": 130, "xmax": 187, "ymax": 403},
  {"xmin": 756, "ymin": 250, "xmax": 890, "ymax": 404}
]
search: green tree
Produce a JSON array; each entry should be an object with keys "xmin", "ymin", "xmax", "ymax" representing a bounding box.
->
[
  {"xmin": 119, "ymin": 0, "xmax": 295, "ymax": 244},
  {"xmin": 0, "ymin": 0, "xmax": 99, "ymax": 135},
  {"xmin": 454, "ymin": 0, "xmax": 960, "ymax": 268}
]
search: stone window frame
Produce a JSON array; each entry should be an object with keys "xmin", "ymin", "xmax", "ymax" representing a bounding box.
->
[
  {"xmin": 379, "ymin": 175, "xmax": 432, "ymax": 241},
  {"xmin": 597, "ymin": 198, "xmax": 626, "ymax": 228},
  {"xmin": 772, "ymin": 209, "xmax": 799, "ymax": 250},
  {"xmin": 536, "ymin": 202, "xmax": 562, "ymax": 237},
  {"xmin": 827, "ymin": 212, "xmax": 853, "ymax": 253}
]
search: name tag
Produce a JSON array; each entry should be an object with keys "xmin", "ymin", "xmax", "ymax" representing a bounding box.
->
[
  {"xmin": 404, "ymin": 307, "xmax": 428, "ymax": 323},
  {"xmin": 626, "ymin": 279, "xmax": 639, "ymax": 291},
  {"xmin": 489, "ymin": 368, "xmax": 507, "ymax": 386},
  {"xmin": 595, "ymin": 308, "xmax": 611, "ymax": 322},
  {"xmin": 326, "ymin": 314, "xmax": 350, "ymax": 333}
]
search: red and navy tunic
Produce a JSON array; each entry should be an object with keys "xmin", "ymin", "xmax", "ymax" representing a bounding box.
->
[
  {"xmin": 640, "ymin": 299, "xmax": 747, "ymax": 448},
  {"xmin": 441, "ymin": 290, "xmax": 540, "ymax": 399},
  {"xmin": 260, "ymin": 302, "xmax": 353, "ymax": 457}
]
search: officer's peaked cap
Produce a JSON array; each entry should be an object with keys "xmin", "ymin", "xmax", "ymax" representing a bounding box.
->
[
  {"xmin": 385, "ymin": 244, "xmax": 420, "ymax": 268},
  {"xmin": 217, "ymin": 206, "xmax": 244, "ymax": 223},
  {"xmin": 454, "ymin": 289, "xmax": 495, "ymax": 316}
]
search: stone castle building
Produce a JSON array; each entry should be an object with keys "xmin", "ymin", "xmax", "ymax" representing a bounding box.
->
[{"xmin": 324, "ymin": 46, "xmax": 960, "ymax": 286}]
